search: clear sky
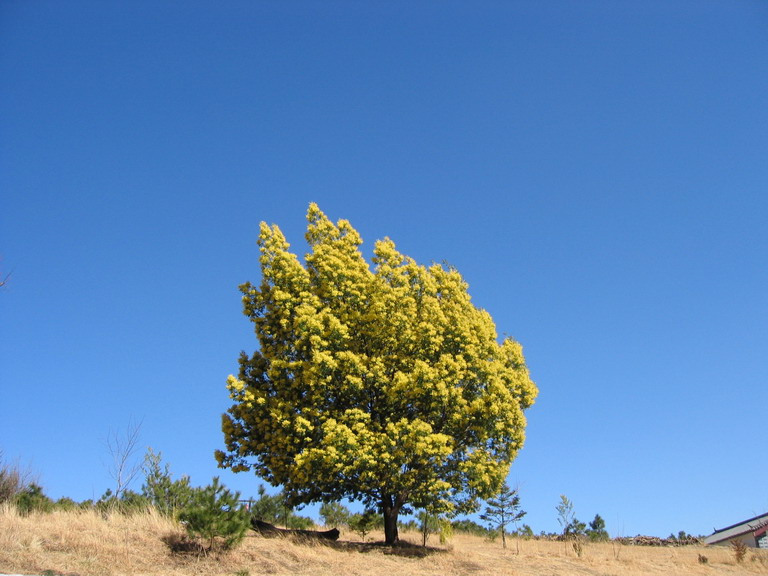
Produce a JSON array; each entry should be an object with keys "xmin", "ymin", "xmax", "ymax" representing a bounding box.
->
[{"xmin": 2, "ymin": 1, "xmax": 767, "ymax": 538}]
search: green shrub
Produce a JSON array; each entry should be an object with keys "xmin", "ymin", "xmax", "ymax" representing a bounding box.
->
[
  {"xmin": 319, "ymin": 501, "xmax": 350, "ymax": 528},
  {"xmin": 141, "ymin": 448, "xmax": 195, "ymax": 518},
  {"xmin": 95, "ymin": 488, "xmax": 150, "ymax": 515},
  {"xmin": 586, "ymin": 514, "xmax": 609, "ymax": 541},
  {"xmin": 348, "ymin": 509, "xmax": 381, "ymax": 541},
  {"xmin": 0, "ymin": 452, "xmax": 28, "ymax": 504},
  {"xmin": 452, "ymin": 519, "xmax": 492, "ymax": 537},
  {"xmin": 247, "ymin": 484, "xmax": 314, "ymax": 529},
  {"xmin": 517, "ymin": 524, "xmax": 535, "ymax": 539},
  {"xmin": 178, "ymin": 478, "xmax": 249, "ymax": 553},
  {"xmin": 54, "ymin": 497, "xmax": 80, "ymax": 511},
  {"xmin": 15, "ymin": 483, "xmax": 53, "ymax": 515}
]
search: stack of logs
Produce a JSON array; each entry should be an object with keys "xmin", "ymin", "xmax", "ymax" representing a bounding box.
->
[{"xmin": 614, "ymin": 535, "xmax": 701, "ymax": 547}]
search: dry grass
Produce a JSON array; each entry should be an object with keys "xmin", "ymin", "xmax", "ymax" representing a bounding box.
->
[{"xmin": 2, "ymin": 504, "xmax": 767, "ymax": 576}]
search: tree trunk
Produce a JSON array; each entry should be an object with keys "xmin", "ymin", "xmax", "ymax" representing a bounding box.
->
[{"xmin": 382, "ymin": 494, "xmax": 402, "ymax": 545}]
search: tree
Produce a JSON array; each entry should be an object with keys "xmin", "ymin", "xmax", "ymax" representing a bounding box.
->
[
  {"xmin": 416, "ymin": 508, "xmax": 452, "ymax": 546},
  {"xmin": 249, "ymin": 484, "xmax": 314, "ymax": 529},
  {"xmin": 480, "ymin": 482, "xmax": 526, "ymax": 549},
  {"xmin": 518, "ymin": 524, "xmax": 534, "ymax": 539},
  {"xmin": 216, "ymin": 204, "xmax": 538, "ymax": 545},
  {"xmin": 319, "ymin": 501, "xmax": 350, "ymax": 528},
  {"xmin": 556, "ymin": 495, "xmax": 575, "ymax": 537},
  {"xmin": 348, "ymin": 509, "xmax": 381, "ymax": 541},
  {"xmin": 417, "ymin": 509, "xmax": 439, "ymax": 546},
  {"xmin": 141, "ymin": 448, "xmax": 195, "ymax": 517},
  {"xmin": 567, "ymin": 518, "xmax": 587, "ymax": 538},
  {"xmin": 105, "ymin": 419, "xmax": 143, "ymax": 499},
  {"xmin": 15, "ymin": 483, "xmax": 53, "ymax": 515},
  {"xmin": 177, "ymin": 477, "xmax": 250, "ymax": 553},
  {"xmin": 586, "ymin": 514, "xmax": 609, "ymax": 541}
]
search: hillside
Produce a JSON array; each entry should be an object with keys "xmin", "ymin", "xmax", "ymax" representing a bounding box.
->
[{"xmin": 2, "ymin": 506, "xmax": 767, "ymax": 576}]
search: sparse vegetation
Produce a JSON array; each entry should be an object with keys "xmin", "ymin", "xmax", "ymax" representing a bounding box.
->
[
  {"xmin": 0, "ymin": 452, "xmax": 30, "ymax": 504},
  {"xmin": 3, "ymin": 505, "xmax": 767, "ymax": 576},
  {"xmin": 450, "ymin": 518, "xmax": 492, "ymax": 537},
  {"xmin": 572, "ymin": 538, "xmax": 584, "ymax": 557},
  {"xmin": 415, "ymin": 509, "xmax": 452, "ymax": 546},
  {"xmin": 732, "ymin": 539, "xmax": 748, "ymax": 563}
]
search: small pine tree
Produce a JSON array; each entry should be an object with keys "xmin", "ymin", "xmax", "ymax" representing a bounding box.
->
[
  {"xmin": 586, "ymin": 514, "xmax": 609, "ymax": 541},
  {"xmin": 249, "ymin": 484, "xmax": 314, "ymax": 529},
  {"xmin": 15, "ymin": 483, "xmax": 53, "ymax": 515},
  {"xmin": 141, "ymin": 448, "xmax": 194, "ymax": 517},
  {"xmin": 518, "ymin": 524, "xmax": 534, "ymax": 539},
  {"xmin": 480, "ymin": 482, "xmax": 526, "ymax": 549},
  {"xmin": 249, "ymin": 484, "xmax": 282, "ymax": 524},
  {"xmin": 567, "ymin": 518, "xmax": 587, "ymax": 538},
  {"xmin": 54, "ymin": 497, "xmax": 80, "ymax": 511},
  {"xmin": 178, "ymin": 477, "xmax": 250, "ymax": 553},
  {"xmin": 348, "ymin": 509, "xmax": 380, "ymax": 541}
]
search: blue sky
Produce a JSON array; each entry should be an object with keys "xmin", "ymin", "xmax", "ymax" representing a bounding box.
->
[{"xmin": 2, "ymin": 1, "xmax": 767, "ymax": 538}]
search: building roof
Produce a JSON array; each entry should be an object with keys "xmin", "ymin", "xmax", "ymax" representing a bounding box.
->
[{"xmin": 704, "ymin": 512, "xmax": 768, "ymax": 545}]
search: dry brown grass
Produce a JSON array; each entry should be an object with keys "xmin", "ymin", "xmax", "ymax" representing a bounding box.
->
[{"xmin": 2, "ymin": 504, "xmax": 767, "ymax": 576}]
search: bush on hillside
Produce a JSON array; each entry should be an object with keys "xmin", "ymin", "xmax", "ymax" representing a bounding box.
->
[
  {"xmin": 15, "ymin": 483, "xmax": 53, "ymax": 515},
  {"xmin": 319, "ymin": 501, "xmax": 350, "ymax": 528},
  {"xmin": 141, "ymin": 448, "xmax": 195, "ymax": 518},
  {"xmin": 0, "ymin": 452, "xmax": 29, "ymax": 504},
  {"xmin": 452, "ymin": 519, "xmax": 493, "ymax": 537},
  {"xmin": 248, "ymin": 484, "xmax": 314, "ymax": 529},
  {"xmin": 348, "ymin": 509, "xmax": 381, "ymax": 541},
  {"xmin": 177, "ymin": 477, "xmax": 249, "ymax": 553},
  {"xmin": 586, "ymin": 514, "xmax": 610, "ymax": 541}
]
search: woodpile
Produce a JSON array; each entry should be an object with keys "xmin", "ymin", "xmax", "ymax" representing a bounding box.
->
[{"xmin": 615, "ymin": 535, "xmax": 701, "ymax": 547}]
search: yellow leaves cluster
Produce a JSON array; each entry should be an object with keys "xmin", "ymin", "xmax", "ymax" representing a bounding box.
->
[{"xmin": 218, "ymin": 204, "xmax": 538, "ymax": 511}]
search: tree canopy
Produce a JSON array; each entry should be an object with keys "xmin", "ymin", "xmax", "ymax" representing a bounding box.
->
[{"xmin": 216, "ymin": 204, "xmax": 537, "ymax": 544}]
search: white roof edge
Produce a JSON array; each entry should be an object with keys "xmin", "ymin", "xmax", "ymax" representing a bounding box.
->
[{"xmin": 705, "ymin": 513, "xmax": 768, "ymax": 544}]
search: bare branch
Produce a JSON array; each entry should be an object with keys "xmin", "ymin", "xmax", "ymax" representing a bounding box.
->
[
  {"xmin": 105, "ymin": 418, "xmax": 144, "ymax": 499},
  {"xmin": 0, "ymin": 268, "xmax": 13, "ymax": 289},
  {"xmin": 0, "ymin": 450, "xmax": 34, "ymax": 503}
]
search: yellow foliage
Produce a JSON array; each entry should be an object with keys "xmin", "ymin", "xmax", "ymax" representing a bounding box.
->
[{"xmin": 217, "ymin": 204, "xmax": 537, "ymax": 525}]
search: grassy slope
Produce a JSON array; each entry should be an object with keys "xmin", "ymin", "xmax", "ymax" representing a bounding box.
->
[{"xmin": 2, "ymin": 506, "xmax": 767, "ymax": 576}]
